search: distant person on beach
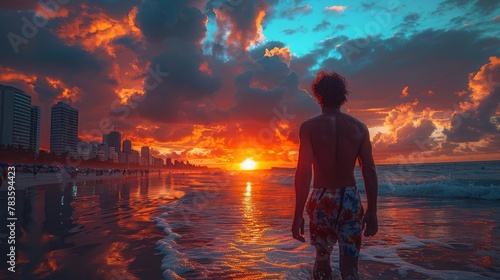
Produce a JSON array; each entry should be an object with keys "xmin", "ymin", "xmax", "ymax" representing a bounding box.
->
[{"xmin": 292, "ymin": 71, "xmax": 378, "ymax": 280}]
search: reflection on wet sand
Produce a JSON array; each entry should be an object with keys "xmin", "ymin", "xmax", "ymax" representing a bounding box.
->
[{"xmin": 0, "ymin": 174, "xmax": 184, "ymax": 280}]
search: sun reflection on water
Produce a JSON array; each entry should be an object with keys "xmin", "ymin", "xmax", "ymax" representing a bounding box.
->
[{"xmin": 245, "ymin": 181, "xmax": 252, "ymax": 197}]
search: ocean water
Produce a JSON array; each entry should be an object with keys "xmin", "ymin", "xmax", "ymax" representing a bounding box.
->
[{"xmin": 154, "ymin": 161, "xmax": 500, "ymax": 279}]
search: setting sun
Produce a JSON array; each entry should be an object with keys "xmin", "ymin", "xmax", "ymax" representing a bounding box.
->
[{"xmin": 240, "ymin": 158, "xmax": 257, "ymax": 170}]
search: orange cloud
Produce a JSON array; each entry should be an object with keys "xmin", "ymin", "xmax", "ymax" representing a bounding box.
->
[
  {"xmin": 253, "ymin": 9, "xmax": 266, "ymax": 47},
  {"xmin": 324, "ymin": 6, "xmax": 348, "ymax": 13},
  {"xmin": 384, "ymin": 100, "xmax": 419, "ymax": 131},
  {"xmin": 372, "ymin": 99, "xmax": 440, "ymax": 160},
  {"xmin": 45, "ymin": 77, "xmax": 81, "ymax": 103},
  {"xmin": 401, "ymin": 86, "xmax": 409, "ymax": 98},
  {"xmin": 461, "ymin": 56, "xmax": 500, "ymax": 111},
  {"xmin": 0, "ymin": 67, "xmax": 37, "ymax": 83},
  {"xmin": 57, "ymin": 5, "xmax": 141, "ymax": 56},
  {"xmin": 264, "ymin": 46, "xmax": 291, "ymax": 66}
]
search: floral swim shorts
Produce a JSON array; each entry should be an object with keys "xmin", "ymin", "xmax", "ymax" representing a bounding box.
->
[{"xmin": 306, "ymin": 186, "xmax": 364, "ymax": 257}]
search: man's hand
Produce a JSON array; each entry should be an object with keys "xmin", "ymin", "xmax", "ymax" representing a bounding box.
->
[
  {"xmin": 292, "ymin": 216, "xmax": 305, "ymax": 242},
  {"xmin": 363, "ymin": 210, "xmax": 378, "ymax": 237}
]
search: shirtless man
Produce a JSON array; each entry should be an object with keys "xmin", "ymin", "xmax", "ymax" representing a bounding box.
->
[{"xmin": 292, "ymin": 71, "xmax": 378, "ymax": 280}]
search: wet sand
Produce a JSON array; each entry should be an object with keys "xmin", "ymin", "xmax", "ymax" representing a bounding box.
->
[{"xmin": 0, "ymin": 174, "xmax": 187, "ymax": 280}]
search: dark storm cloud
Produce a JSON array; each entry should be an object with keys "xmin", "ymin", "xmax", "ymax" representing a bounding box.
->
[
  {"xmin": 33, "ymin": 76, "xmax": 65, "ymax": 105},
  {"xmin": 0, "ymin": 10, "xmax": 103, "ymax": 75},
  {"xmin": 230, "ymin": 70, "xmax": 286, "ymax": 121},
  {"xmin": 474, "ymin": 0, "xmax": 500, "ymax": 15},
  {"xmin": 434, "ymin": 0, "xmax": 499, "ymax": 16},
  {"xmin": 134, "ymin": 37, "xmax": 222, "ymax": 124},
  {"xmin": 131, "ymin": 0, "xmax": 317, "ymax": 136},
  {"xmin": 136, "ymin": 0, "xmax": 207, "ymax": 43},
  {"xmin": 0, "ymin": 0, "xmax": 37, "ymax": 10},
  {"xmin": 0, "ymin": 0, "xmax": 139, "ymax": 18},
  {"xmin": 85, "ymin": 0, "xmax": 140, "ymax": 18},
  {"xmin": 112, "ymin": 36, "xmax": 143, "ymax": 53}
]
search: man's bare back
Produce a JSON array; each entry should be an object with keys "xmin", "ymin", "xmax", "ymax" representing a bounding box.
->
[{"xmin": 305, "ymin": 110, "xmax": 371, "ymax": 189}]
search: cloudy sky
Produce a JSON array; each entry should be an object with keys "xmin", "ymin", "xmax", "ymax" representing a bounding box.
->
[{"xmin": 1, "ymin": 0, "xmax": 499, "ymax": 168}]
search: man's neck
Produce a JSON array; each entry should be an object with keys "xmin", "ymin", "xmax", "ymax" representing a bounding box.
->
[{"xmin": 321, "ymin": 107, "xmax": 341, "ymax": 115}]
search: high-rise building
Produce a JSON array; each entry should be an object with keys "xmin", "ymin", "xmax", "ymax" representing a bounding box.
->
[
  {"xmin": 50, "ymin": 102, "xmax": 79, "ymax": 156},
  {"xmin": 123, "ymin": 139, "xmax": 132, "ymax": 153},
  {"xmin": 154, "ymin": 157, "xmax": 163, "ymax": 167},
  {"xmin": 130, "ymin": 150, "xmax": 140, "ymax": 165},
  {"xmin": 102, "ymin": 134, "xmax": 109, "ymax": 146},
  {"xmin": 77, "ymin": 140, "xmax": 100, "ymax": 160},
  {"xmin": 29, "ymin": 105, "xmax": 41, "ymax": 153},
  {"xmin": 108, "ymin": 130, "xmax": 121, "ymax": 152},
  {"xmin": 141, "ymin": 146, "xmax": 149, "ymax": 159},
  {"xmin": 0, "ymin": 85, "xmax": 32, "ymax": 148}
]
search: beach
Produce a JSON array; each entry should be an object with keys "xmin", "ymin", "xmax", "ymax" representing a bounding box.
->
[{"xmin": 1, "ymin": 161, "xmax": 499, "ymax": 279}]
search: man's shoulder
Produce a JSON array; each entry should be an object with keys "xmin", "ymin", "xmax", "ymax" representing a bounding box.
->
[
  {"xmin": 299, "ymin": 116, "xmax": 323, "ymax": 136},
  {"xmin": 300, "ymin": 115, "xmax": 322, "ymax": 126},
  {"xmin": 341, "ymin": 112, "xmax": 367, "ymax": 129}
]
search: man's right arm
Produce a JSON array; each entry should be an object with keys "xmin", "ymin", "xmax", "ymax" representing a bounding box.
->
[
  {"xmin": 292, "ymin": 122, "xmax": 313, "ymax": 242},
  {"xmin": 358, "ymin": 124, "xmax": 378, "ymax": 237}
]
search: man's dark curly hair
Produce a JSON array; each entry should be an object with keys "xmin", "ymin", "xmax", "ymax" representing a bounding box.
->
[{"xmin": 312, "ymin": 71, "xmax": 349, "ymax": 109}]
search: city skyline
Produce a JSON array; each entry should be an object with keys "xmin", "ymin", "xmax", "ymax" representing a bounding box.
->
[
  {"xmin": 0, "ymin": 84, "xmax": 167, "ymax": 160},
  {"xmin": 0, "ymin": 1, "xmax": 498, "ymax": 168},
  {"xmin": 0, "ymin": 83, "xmax": 209, "ymax": 165},
  {"xmin": 0, "ymin": 87, "xmax": 197, "ymax": 167}
]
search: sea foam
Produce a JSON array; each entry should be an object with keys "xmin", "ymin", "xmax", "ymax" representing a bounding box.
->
[{"xmin": 262, "ymin": 169, "xmax": 500, "ymax": 200}]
